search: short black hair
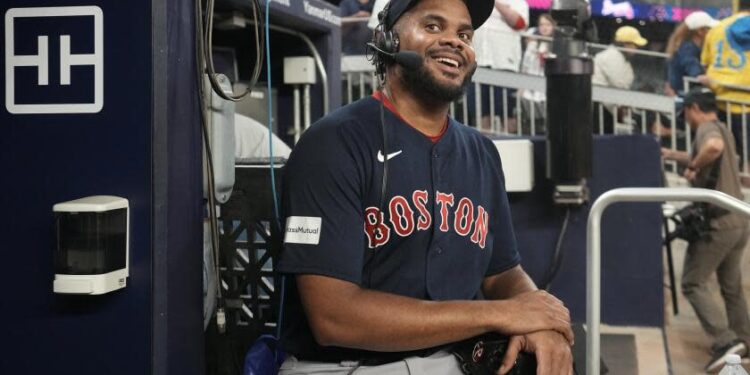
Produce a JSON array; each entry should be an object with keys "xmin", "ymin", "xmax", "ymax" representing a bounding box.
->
[
  {"xmin": 684, "ymin": 87, "xmax": 719, "ymax": 113},
  {"xmin": 741, "ymin": 0, "xmax": 750, "ymax": 10}
]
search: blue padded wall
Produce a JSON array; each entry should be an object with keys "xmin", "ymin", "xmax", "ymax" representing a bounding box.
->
[
  {"xmin": 506, "ymin": 135, "xmax": 664, "ymax": 327},
  {"xmin": 0, "ymin": 0, "xmax": 204, "ymax": 374}
]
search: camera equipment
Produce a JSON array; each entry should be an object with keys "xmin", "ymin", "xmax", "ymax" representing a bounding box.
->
[{"xmin": 546, "ymin": 0, "xmax": 597, "ymax": 205}]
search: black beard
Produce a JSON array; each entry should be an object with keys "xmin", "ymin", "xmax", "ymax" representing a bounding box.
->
[{"xmin": 399, "ymin": 60, "xmax": 477, "ymax": 104}]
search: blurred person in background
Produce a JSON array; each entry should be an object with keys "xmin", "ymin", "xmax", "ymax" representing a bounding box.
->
[
  {"xmin": 657, "ymin": 11, "xmax": 718, "ymax": 145},
  {"xmin": 468, "ymin": 0, "xmax": 529, "ymax": 132},
  {"xmin": 665, "ymin": 11, "xmax": 718, "ymax": 96},
  {"xmin": 593, "ymin": 25, "xmax": 646, "ymax": 91},
  {"xmin": 701, "ymin": 0, "xmax": 750, "ymax": 179},
  {"xmin": 520, "ymin": 13, "xmax": 554, "ymax": 78},
  {"xmin": 473, "ymin": 0, "xmax": 529, "ymax": 72},
  {"xmin": 592, "ymin": 25, "xmax": 647, "ymax": 134},
  {"xmin": 340, "ymin": 0, "xmax": 375, "ymax": 55},
  {"xmin": 661, "ymin": 87, "xmax": 750, "ymax": 373},
  {"xmin": 519, "ymin": 13, "xmax": 554, "ymax": 134}
]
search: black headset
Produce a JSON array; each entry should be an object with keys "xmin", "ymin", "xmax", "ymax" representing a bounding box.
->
[
  {"xmin": 370, "ymin": 2, "xmax": 400, "ymax": 81},
  {"xmin": 362, "ymin": 2, "xmax": 395, "ymax": 260}
]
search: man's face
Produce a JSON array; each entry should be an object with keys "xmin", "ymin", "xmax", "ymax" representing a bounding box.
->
[
  {"xmin": 696, "ymin": 27, "xmax": 710, "ymax": 44},
  {"xmin": 684, "ymin": 104, "xmax": 699, "ymax": 128},
  {"xmin": 621, "ymin": 42, "xmax": 639, "ymax": 57},
  {"xmin": 392, "ymin": 0, "xmax": 477, "ymax": 102}
]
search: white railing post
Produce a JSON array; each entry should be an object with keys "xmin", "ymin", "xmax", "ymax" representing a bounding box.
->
[{"xmin": 587, "ymin": 187, "xmax": 750, "ymax": 375}]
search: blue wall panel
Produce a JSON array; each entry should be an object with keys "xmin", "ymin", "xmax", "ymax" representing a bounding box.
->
[
  {"xmin": 507, "ymin": 135, "xmax": 664, "ymax": 327},
  {"xmin": 0, "ymin": 0, "xmax": 153, "ymax": 374}
]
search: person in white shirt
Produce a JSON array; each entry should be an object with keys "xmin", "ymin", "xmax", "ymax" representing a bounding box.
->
[
  {"xmin": 592, "ymin": 25, "xmax": 647, "ymax": 133},
  {"xmin": 592, "ymin": 26, "xmax": 646, "ymax": 90},
  {"xmin": 473, "ymin": 0, "xmax": 529, "ymax": 71},
  {"xmin": 519, "ymin": 13, "xmax": 554, "ymax": 134},
  {"xmin": 467, "ymin": 0, "xmax": 529, "ymax": 131}
]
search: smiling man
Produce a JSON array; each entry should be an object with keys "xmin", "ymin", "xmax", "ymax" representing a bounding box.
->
[{"xmin": 277, "ymin": 1, "xmax": 574, "ymax": 374}]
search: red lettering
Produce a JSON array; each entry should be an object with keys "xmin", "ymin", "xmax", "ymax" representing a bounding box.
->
[
  {"xmin": 412, "ymin": 190, "xmax": 431, "ymax": 231},
  {"xmin": 364, "ymin": 207, "xmax": 391, "ymax": 248},
  {"xmin": 436, "ymin": 192, "xmax": 455, "ymax": 232},
  {"xmin": 454, "ymin": 198, "xmax": 474, "ymax": 236},
  {"xmin": 470, "ymin": 205, "xmax": 489, "ymax": 249},
  {"xmin": 389, "ymin": 196, "xmax": 415, "ymax": 237}
]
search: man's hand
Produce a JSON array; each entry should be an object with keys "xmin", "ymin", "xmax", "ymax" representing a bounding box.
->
[
  {"xmin": 497, "ymin": 291, "xmax": 574, "ymax": 345},
  {"xmin": 664, "ymin": 82, "xmax": 676, "ymax": 97},
  {"xmin": 683, "ymin": 166, "xmax": 698, "ymax": 182},
  {"xmin": 353, "ymin": 10, "xmax": 370, "ymax": 17},
  {"xmin": 498, "ymin": 331, "xmax": 573, "ymax": 375}
]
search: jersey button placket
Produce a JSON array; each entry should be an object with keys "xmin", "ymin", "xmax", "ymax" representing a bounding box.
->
[{"xmin": 430, "ymin": 145, "xmax": 443, "ymax": 244}]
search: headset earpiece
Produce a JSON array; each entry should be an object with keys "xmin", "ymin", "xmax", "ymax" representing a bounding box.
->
[{"xmin": 371, "ymin": 2, "xmax": 400, "ymax": 79}]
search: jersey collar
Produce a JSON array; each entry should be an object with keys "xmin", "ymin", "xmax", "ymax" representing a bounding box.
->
[{"xmin": 372, "ymin": 91, "xmax": 449, "ymax": 144}]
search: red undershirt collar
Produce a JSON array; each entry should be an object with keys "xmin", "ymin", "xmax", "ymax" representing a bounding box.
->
[{"xmin": 372, "ymin": 91, "xmax": 449, "ymax": 144}]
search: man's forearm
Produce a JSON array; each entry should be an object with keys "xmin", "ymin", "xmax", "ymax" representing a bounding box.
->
[
  {"xmin": 298, "ymin": 275, "xmax": 510, "ymax": 352},
  {"xmin": 664, "ymin": 149, "xmax": 691, "ymax": 165},
  {"xmin": 297, "ymin": 273, "xmax": 572, "ymax": 352}
]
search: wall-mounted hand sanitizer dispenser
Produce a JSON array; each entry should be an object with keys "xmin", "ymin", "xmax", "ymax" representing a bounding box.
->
[{"xmin": 53, "ymin": 196, "xmax": 129, "ymax": 295}]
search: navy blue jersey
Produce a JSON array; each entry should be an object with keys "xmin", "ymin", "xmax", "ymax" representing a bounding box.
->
[{"xmin": 277, "ymin": 95, "xmax": 520, "ymax": 362}]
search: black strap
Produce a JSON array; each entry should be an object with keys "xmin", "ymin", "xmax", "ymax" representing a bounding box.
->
[
  {"xmin": 695, "ymin": 123, "xmax": 723, "ymax": 190},
  {"xmin": 694, "ymin": 122, "xmax": 730, "ymax": 219}
]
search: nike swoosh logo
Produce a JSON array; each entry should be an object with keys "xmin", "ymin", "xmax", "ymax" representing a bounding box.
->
[{"xmin": 377, "ymin": 150, "xmax": 403, "ymax": 162}]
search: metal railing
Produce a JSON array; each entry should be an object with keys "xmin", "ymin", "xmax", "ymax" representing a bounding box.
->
[
  {"xmin": 342, "ymin": 54, "xmax": 674, "ymax": 137},
  {"xmin": 340, "ymin": 23, "xmax": 673, "ymax": 137},
  {"xmin": 586, "ymin": 187, "xmax": 750, "ymax": 375}
]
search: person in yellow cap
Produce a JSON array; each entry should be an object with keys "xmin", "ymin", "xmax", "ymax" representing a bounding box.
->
[
  {"xmin": 593, "ymin": 25, "xmax": 647, "ymax": 90},
  {"xmin": 592, "ymin": 25, "xmax": 648, "ymax": 133},
  {"xmin": 701, "ymin": 0, "xmax": 750, "ymax": 173}
]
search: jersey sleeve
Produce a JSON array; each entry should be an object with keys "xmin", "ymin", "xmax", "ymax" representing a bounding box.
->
[
  {"xmin": 483, "ymin": 139, "xmax": 522, "ymax": 277},
  {"xmin": 509, "ymin": 0, "xmax": 530, "ymax": 29},
  {"xmin": 278, "ymin": 122, "xmax": 367, "ymax": 284}
]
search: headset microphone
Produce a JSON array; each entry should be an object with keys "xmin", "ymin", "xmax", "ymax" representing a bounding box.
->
[
  {"xmin": 367, "ymin": 43, "xmax": 423, "ymax": 71},
  {"xmin": 392, "ymin": 51, "xmax": 423, "ymax": 71}
]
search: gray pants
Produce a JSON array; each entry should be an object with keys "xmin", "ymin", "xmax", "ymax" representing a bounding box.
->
[
  {"xmin": 278, "ymin": 350, "xmax": 464, "ymax": 375},
  {"xmin": 682, "ymin": 225, "xmax": 750, "ymax": 348}
]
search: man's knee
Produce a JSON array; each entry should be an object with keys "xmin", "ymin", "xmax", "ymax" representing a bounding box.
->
[
  {"xmin": 682, "ymin": 279, "xmax": 700, "ymax": 297},
  {"xmin": 720, "ymin": 284, "xmax": 745, "ymax": 299}
]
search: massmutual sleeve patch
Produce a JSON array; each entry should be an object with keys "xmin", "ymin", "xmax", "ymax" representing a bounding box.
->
[{"xmin": 284, "ymin": 216, "xmax": 323, "ymax": 245}]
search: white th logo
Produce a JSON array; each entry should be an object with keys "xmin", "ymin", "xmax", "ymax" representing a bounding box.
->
[{"xmin": 5, "ymin": 6, "xmax": 103, "ymax": 114}]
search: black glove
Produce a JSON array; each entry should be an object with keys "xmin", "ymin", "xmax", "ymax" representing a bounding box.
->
[{"xmin": 451, "ymin": 333, "xmax": 537, "ymax": 375}]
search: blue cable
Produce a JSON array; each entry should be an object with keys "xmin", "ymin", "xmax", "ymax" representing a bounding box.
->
[
  {"xmin": 265, "ymin": 4, "xmax": 279, "ymax": 220},
  {"xmin": 265, "ymin": 0, "xmax": 286, "ymax": 346}
]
